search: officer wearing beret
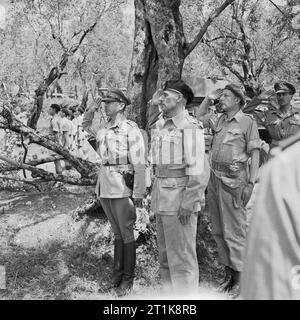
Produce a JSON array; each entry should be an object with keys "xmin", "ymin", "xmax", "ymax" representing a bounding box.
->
[
  {"xmin": 263, "ymin": 81, "xmax": 299, "ymax": 148},
  {"xmin": 148, "ymin": 79, "xmax": 205, "ymax": 296},
  {"xmin": 198, "ymin": 83, "xmax": 260, "ymax": 293},
  {"xmin": 82, "ymin": 88, "xmax": 146, "ymax": 296}
]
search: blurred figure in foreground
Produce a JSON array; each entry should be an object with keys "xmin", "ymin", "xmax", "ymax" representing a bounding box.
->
[{"xmin": 241, "ymin": 132, "xmax": 300, "ymax": 300}]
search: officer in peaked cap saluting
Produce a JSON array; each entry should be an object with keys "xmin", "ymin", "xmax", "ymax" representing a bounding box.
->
[{"xmin": 82, "ymin": 88, "xmax": 146, "ymax": 297}]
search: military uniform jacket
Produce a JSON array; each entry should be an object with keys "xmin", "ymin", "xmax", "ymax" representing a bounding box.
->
[
  {"xmin": 83, "ymin": 110, "xmax": 146, "ymax": 199},
  {"xmin": 263, "ymin": 104, "xmax": 300, "ymax": 145},
  {"xmin": 203, "ymin": 109, "xmax": 261, "ymax": 192},
  {"xmin": 149, "ymin": 108, "xmax": 205, "ymax": 215},
  {"xmin": 241, "ymin": 132, "xmax": 300, "ymax": 299}
]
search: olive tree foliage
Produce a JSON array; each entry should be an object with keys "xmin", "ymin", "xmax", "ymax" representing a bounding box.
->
[
  {"xmin": 0, "ymin": 0, "xmax": 131, "ymax": 187},
  {"xmin": 127, "ymin": 0, "xmax": 235, "ymax": 128},
  {"xmin": 0, "ymin": 0, "xmax": 131, "ymax": 108},
  {"xmin": 200, "ymin": 0, "xmax": 300, "ymax": 97}
]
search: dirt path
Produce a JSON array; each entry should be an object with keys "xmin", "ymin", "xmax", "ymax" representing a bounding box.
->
[{"xmin": 0, "ymin": 190, "xmax": 231, "ymax": 300}]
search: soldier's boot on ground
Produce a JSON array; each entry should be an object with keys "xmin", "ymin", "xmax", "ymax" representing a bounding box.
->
[
  {"xmin": 115, "ymin": 241, "xmax": 136, "ymax": 297},
  {"xmin": 100, "ymin": 239, "xmax": 124, "ymax": 292}
]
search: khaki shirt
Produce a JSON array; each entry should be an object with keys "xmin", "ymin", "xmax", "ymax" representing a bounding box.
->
[
  {"xmin": 241, "ymin": 135, "xmax": 300, "ymax": 300},
  {"xmin": 83, "ymin": 110, "xmax": 146, "ymax": 199},
  {"xmin": 41, "ymin": 114, "xmax": 61, "ymax": 142},
  {"xmin": 198, "ymin": 112, "xmax": 221, "ymax": 152},
  {"xmin": 263, "ymin": 104, "xmax": 300, "ymax": 145},
  {"xmin": 149, "ymin": 108, "xmax": 205, "ymax": 215},
  {"xmin": 209, "ymin": 110, "xmax": 261, "ymax": 164}
]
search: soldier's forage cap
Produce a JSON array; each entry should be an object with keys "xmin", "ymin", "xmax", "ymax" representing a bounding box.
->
[
  {"xmin": 223, "ymin": 83, "xmax": 245, "ymax": 106},
  {"xmin": 50, "ymin": 103, "xmax": 61, "ymax": 112},
  {"xmin": 101, "ymin": 88, "xmax": 131, "ymax": 106},
  {"xmin": 274, "ymin": 81, "xmax": 296, "ymax": 95},
  {"xmin": 163, "ymin": 79, "xmax": 194, "ymax": 104}
]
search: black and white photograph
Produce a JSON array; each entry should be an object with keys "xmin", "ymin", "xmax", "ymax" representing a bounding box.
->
[{"xmin": 0, "ymin": 0, "xmax": 300, "ymax": 307}]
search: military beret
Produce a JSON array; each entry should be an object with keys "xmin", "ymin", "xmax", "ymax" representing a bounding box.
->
[
  {"xmin": 163, "ymin": 79, "xmax": 194, "ymax": 104},
  {"xmin": 274, "ymin": 81, "xmax": 296, "ymax": 95},
  {"xmin": 50, "ymin": 103, "xmax": 61, "ymax": 113},
  {"xmin": 224, "ymin": 83, "xmax": 245, "ymax": 106},
  {"xmin": 102, "ymin": 88, "xmax": 131, "ymax": 106}
]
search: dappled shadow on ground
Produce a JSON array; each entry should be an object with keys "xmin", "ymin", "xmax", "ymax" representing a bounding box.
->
[{"xmin": 0, "ymin": 190, "xmax": 236, "ymax": 300}]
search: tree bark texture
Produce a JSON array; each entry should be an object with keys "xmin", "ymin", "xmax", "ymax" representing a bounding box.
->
[
  {"xmin": 127, "ymin": 0, "xmax": 186, "ymax": 128},
  {"xmin": 128, "ymin": 0, "xmax": 235, "ymax": 129}
]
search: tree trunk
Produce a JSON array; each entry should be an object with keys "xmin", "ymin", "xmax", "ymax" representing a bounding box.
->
[
  {"xmin": 127, "ymin": 0, "xmax": 186, "ymax": 129},
  {"xmin": 27, "ymin": 53, "xmax": 69, "ymax": 130}
]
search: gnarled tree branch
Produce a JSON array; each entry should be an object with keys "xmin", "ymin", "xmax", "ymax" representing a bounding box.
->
[{"xmin": 184, "ymin": 0, "xmax": 235, "ymax": 57}]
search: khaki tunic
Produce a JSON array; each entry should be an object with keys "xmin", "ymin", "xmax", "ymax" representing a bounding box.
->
[
  {"xmin": 150, "ymin": 109, "xmax": 205, "ymax": 215},
  {"xmin": 82, "ymin": 110, "xmax": 146, "ymax": 199},
  {"xmin": 263, "ymin": 105, "xmax": 300, "ymax": 147},
  {"xmin": 148, "ymin": 106, "xmax": 205, "ymax": 295}
]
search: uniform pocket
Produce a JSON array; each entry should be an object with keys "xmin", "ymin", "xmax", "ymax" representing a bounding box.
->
[
  {"xmin": 220, "ymin": 176, "xmax": 245, "ymax": 209},
  {"xmin": 158, "ymin": 177, "xmax": 187, "ymax": 212},
  {"xmin": 223, "ymin": 128, "xmax": 244, "ymax": 144}
]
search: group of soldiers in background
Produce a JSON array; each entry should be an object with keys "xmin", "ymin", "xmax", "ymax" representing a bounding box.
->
[
  {"xmin": 45, "ymin": 102, "xmax": 98, "ymax": 174},
  {"xmin": 47, "ymin": 79, "xmax": 300, "ymax": 299}
]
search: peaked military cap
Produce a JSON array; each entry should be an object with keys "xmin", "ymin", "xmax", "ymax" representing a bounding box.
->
[
  {"xmin": 163, "ymin": 79, "xmax": 194, "ymax": 104},
  {"xmin": 102, "ymin": 88, "xmax": 131, "ymax": 106},
  {"xmin": 224, "ymin": 83, "xmax": 246, "ymax": 106},
  {"xmin": 274, "ymin": 81, "xmax": 296, "ymax": 95}
]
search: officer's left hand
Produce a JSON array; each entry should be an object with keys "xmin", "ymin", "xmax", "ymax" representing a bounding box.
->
[
  {"xmin": 241, "ymin": 183, "xmax": 254, "ymax": 207},
  {"xmin": 133, "ymin": 198, "xmax": 143, "ymax": 208},
  {"xmin": 178, "ymin": 207, "xmax": 192, "ymax": 225}
]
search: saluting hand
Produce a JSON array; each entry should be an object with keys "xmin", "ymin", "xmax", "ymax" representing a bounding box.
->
[
  {"xmin": 86, "ymin": 97, "xmax": 102, "ymax": 113},
  {"xmin": 208, "ymin": 88, "xmax": 223, "ymax": 101},
  {"xmin": 178, "ymin": 207, "xmax": 192, "ymax": 225},
  {"xmin": 151, "ymin": 89, "xmax": 164, "ymax": 105}
]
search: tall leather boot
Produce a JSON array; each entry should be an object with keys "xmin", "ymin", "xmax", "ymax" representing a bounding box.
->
[
  {"xmin": 115, "ymin": 241, "xmax": 136, "ymax": 297},
  {"xmin": 100, "ymin": 239, "xmax": 124, "ymax": 292}
]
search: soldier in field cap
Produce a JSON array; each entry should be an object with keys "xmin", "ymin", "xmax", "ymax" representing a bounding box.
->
[
  {"xmin": 197, "ymin": 83, "xmax": 260, "ymax": 293},
  {"xmin": 148, "ymin": 79, "xmax": 205, "ymax": 296},
  {"xmin": 261, "ymin": 81, "xmax": 299, "ymax": 149}
]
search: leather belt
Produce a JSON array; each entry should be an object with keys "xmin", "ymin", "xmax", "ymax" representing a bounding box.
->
[
  {"xmin": 103, "ymin": 162, "xmax": 130, "ymax": 166},
  {"xmin": 211, "ymin": 160, "xmax": 247, "ymax": 172},
  {"xmin": 155, "ymin": 167, "xmax": 186, "ymax": 178}
]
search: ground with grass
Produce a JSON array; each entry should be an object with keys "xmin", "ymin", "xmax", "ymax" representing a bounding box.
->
[{"xmin": 0, "ymin": 187, "xmax": 235, "ymax": 300}]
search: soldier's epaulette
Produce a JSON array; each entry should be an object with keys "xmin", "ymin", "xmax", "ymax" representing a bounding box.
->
[
  {"xmin": 186, "ymin": 114, "xmax": 203, "ymax": 128},
  {"xmin": 243, "ymin": 113, "xmax": 256, "ymax": 121},
  {"xmin": 126, "ymin": 119, "xmax": 138, "ymax": 128},
  {"xmin": 270, "ymin": 131, "xmax": 300, "ymax": 158}
]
